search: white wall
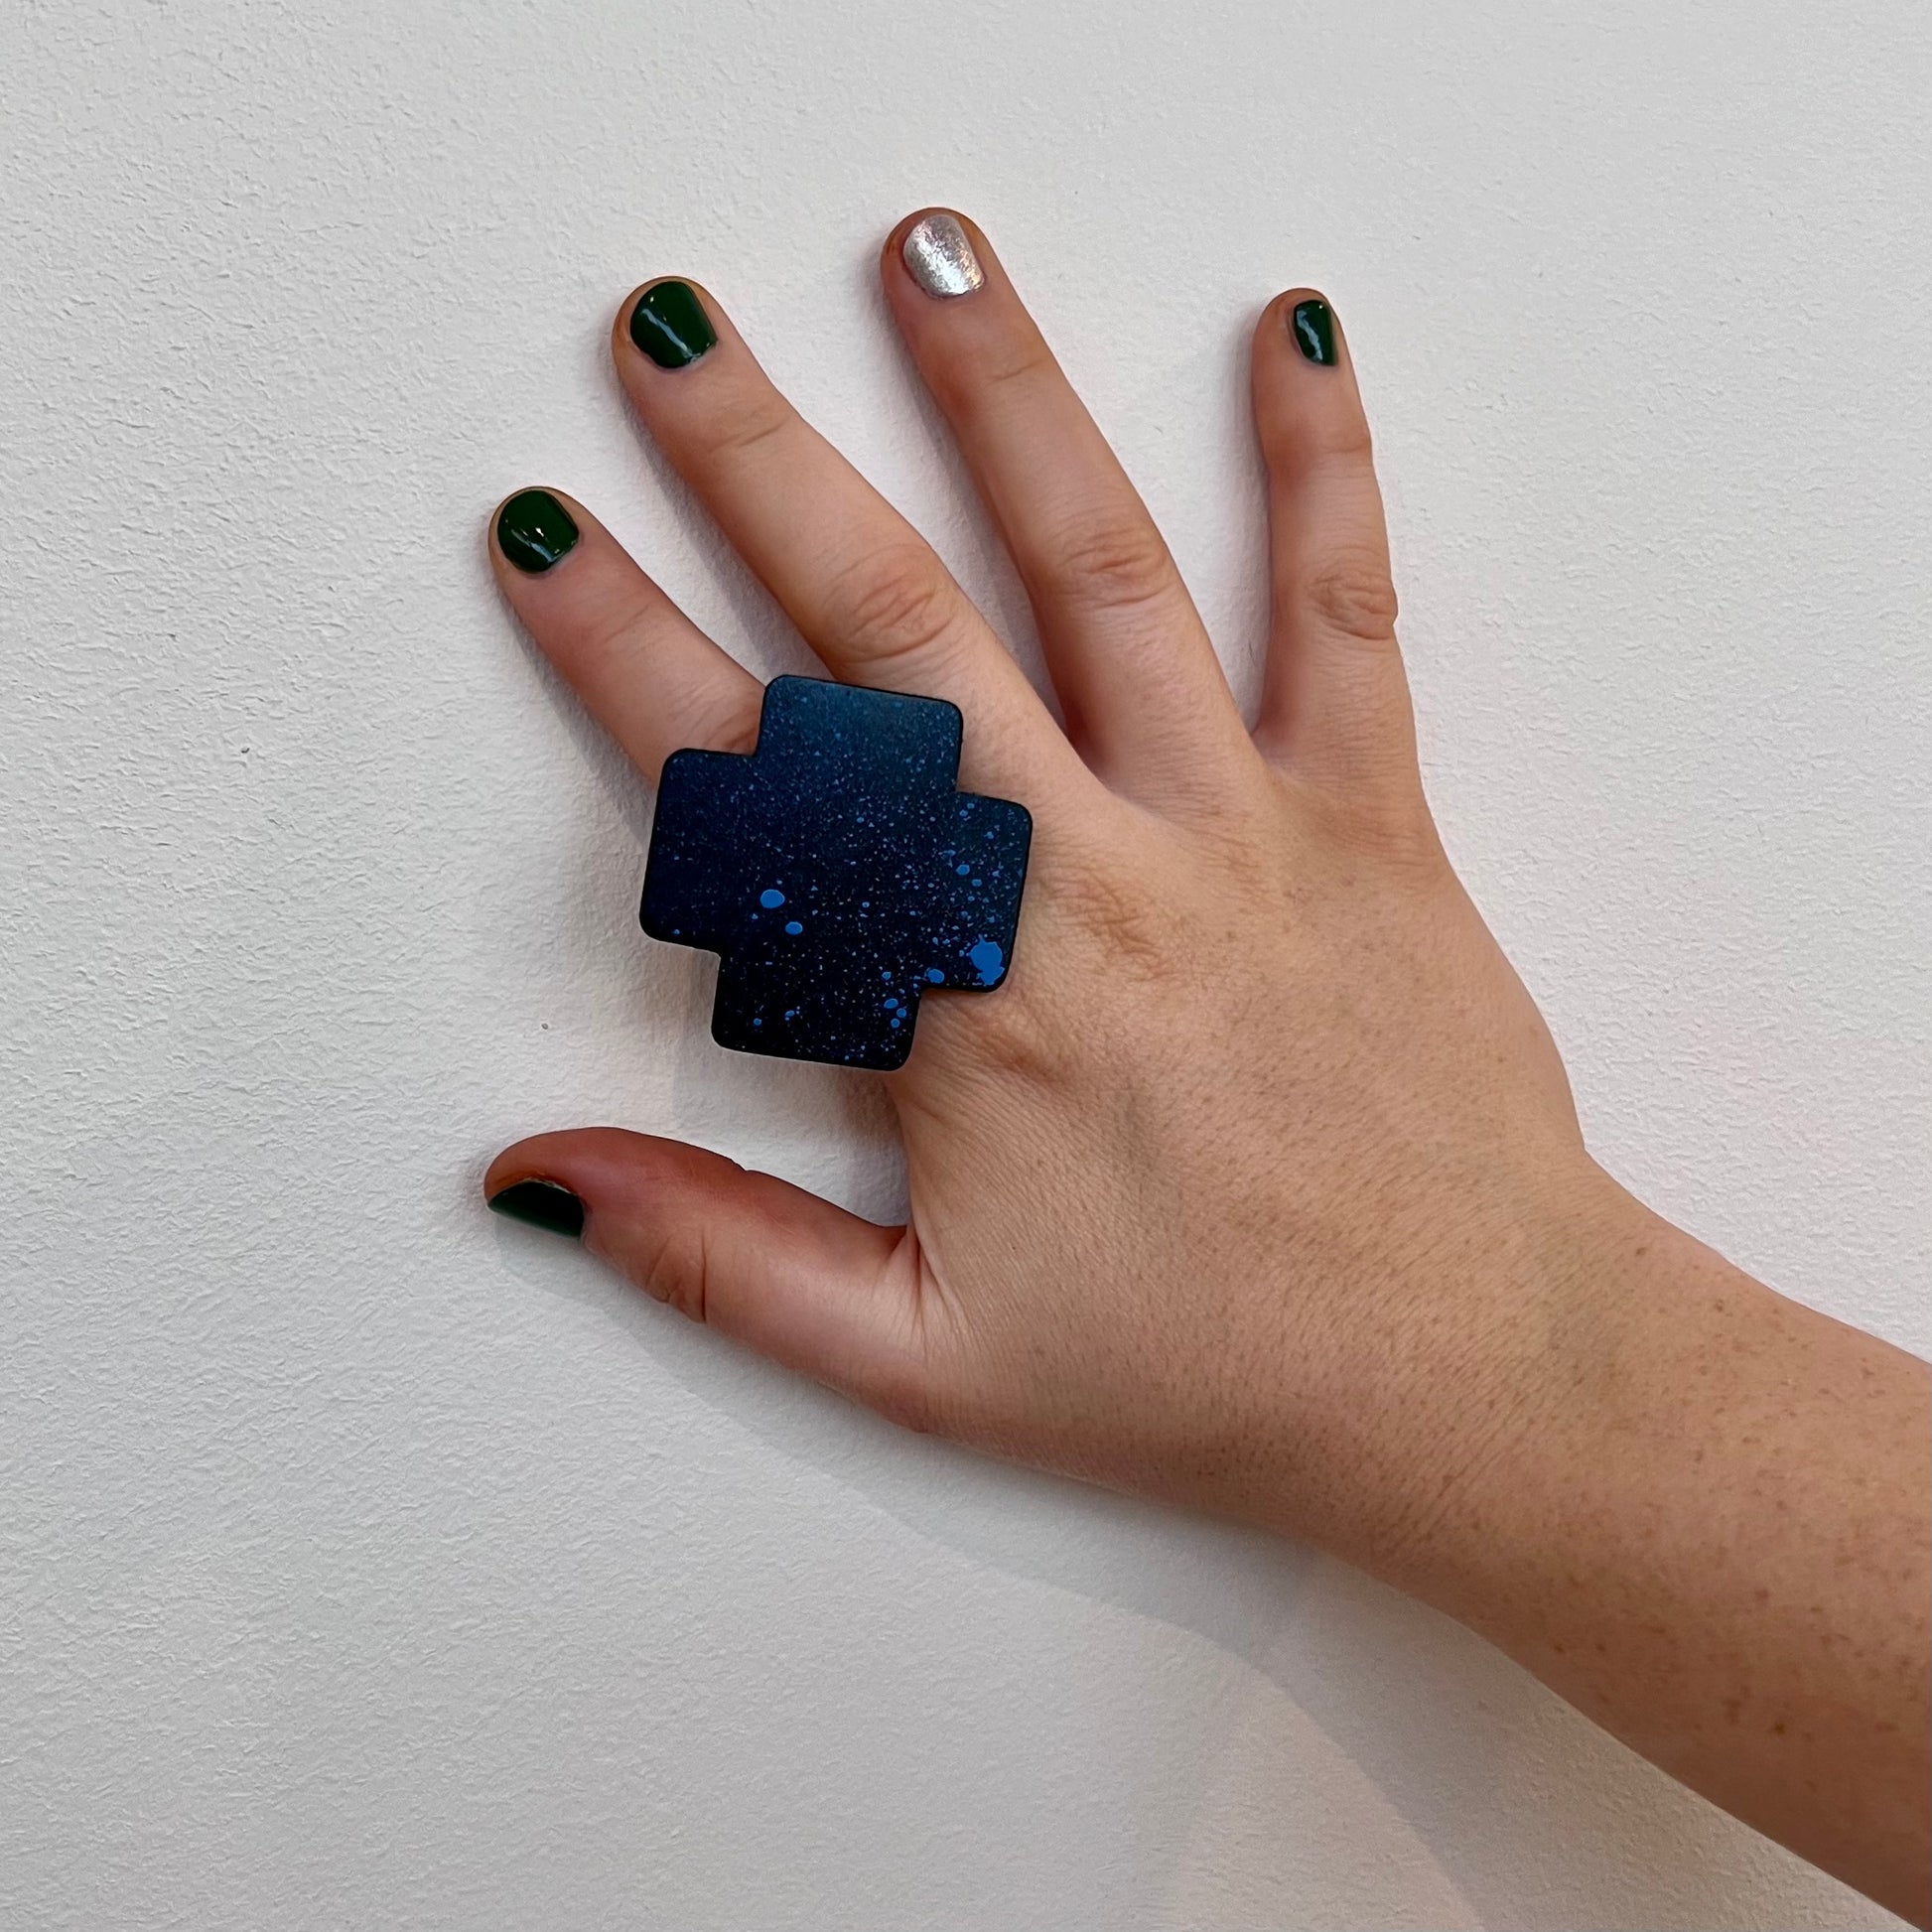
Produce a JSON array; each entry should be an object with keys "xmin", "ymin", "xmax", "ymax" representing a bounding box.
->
[{"xmin": 3, "ymin": 2, "xmax": 1925, "ymax": 1926}]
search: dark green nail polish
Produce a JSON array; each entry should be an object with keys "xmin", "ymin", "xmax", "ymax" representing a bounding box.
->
[
  {"xmin": 495, "ymin": 489, "xmax": 579, "ymax": 574},
  {"xmin": 487, "ymin": 1178, "xmax": 586, "ymax": 1239},
  {"xmin": 1291, "ymin": 297, "xmax": 1338, "ymax": 366},
  {"xmin": 629, "ymin": 280, "xmax": 717, "ymax": 369}
]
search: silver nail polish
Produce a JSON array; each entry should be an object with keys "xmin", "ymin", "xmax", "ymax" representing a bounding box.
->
[{"xmin": 902, "ymin": 213, "xmax": 984, "ymax": 298}]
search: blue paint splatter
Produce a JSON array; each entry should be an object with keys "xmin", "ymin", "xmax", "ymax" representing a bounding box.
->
[
  {"xmin": 968, "ymin": 939, "xmax": 1004, "ymax": 985},
  {"xmin": 924, "ymin": 967, "xmax": 945, "ymax": 984},
  {"xmin": 883, "ymin": 997, "xmax": 899, "ymax": 1011},
  {"xmin": 759, "ymin": 889, "xmax": 785, "ymax": 908},
  {"xmin": 955, "ymin": 862, "xmax": 970, "ymax": 875},
  {"xmin": 784, "ymin": 919, "xmax": 804, "ymax": 935}
]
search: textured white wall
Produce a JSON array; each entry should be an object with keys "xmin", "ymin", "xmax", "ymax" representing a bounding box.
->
[{"xmin": 3, "ymin": 2, "xmax": 1925, "ymax": 1926}]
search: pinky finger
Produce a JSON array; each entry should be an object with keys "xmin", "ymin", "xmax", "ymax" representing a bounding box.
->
[{"xmin": 1250, "ymin": 293, "xmax": 1423, "ymax": 818}]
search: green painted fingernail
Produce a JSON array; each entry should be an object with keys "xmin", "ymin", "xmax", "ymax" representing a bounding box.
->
[
  {"xmin": 486, "ymin": 1178, "xmax": 585, "ymax": 1239},
  {"xmin": 495, "ymin": 489, "xmax": 579, "ymax": 574},
  {"xmin": 1291, "ymin": 297, "xmax": 1337, "ymax": 366},
  {"xmin": 629, "ymin": 280, "xmax": 717, "ymax": 369}
]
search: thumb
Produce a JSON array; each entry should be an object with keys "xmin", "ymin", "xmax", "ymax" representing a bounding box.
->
[{"xmin": 483, "ymin": 1127, "xmax": 930, "ymax": 1419}]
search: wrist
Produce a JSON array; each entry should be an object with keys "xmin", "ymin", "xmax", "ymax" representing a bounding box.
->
[{"xmin": 1258, "ymin": 1159, "xmax": 1664, "ymax": 1596}]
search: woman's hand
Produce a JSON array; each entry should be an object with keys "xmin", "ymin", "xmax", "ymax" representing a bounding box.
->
[
  {"xmin": 483, "ymin": 212, "xmax": 1929, "ymax": 1922},
  {"xmin": 484, "ymin": 209, "xmax": 1592, "ymax": 1543}
]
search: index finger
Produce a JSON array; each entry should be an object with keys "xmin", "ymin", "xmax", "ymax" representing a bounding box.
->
[{"xmin": 611, "ymin": 275, "xmax": 1082, "ymax": 802}]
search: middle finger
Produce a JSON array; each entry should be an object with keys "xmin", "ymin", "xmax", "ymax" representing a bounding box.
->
[{"xmin": 883, "ymin": 210, "xmax": 1252, "ymax": 805}]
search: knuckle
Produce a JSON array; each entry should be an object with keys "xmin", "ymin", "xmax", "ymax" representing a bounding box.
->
[
  {"xmin": 1335, "ymin": 787, "xmax": 1447, "ymax": 872},
  {"xmin": 575, "ymin": 588, "xmax": 665, "ymax": 668},
  {"xmin": 1051, "ymin": 847, "xmax": 1180, "ymax": 986},
  {"xmin": 1039, "ymin": 515, "xmax": 1178, "ymax": 616},
  {"xmin": 628, "ymin": 1222, "xmax": 712, "ymax": 1324},
  {"xmin": 942, "ymin": 336, "xmax": 1055, "ymax": 417},
  {"xmin": 1374, "ymin": 808, "xmax": 1448, "ymax": 873},
  {"xmin": 1262, "ymin": 414, "xmax": 1374, "ymax": 477},
  {"xmin": 968, "ymin": 987, "xmax": 1081, "ymax": 1090},
  {"xmin": 1314, "ymin": 418, "xmax": 1376, "ymax": 463},
  {"xmin": 704, "ymin": 391, "xmax": 792, "ymax": 465},
  {"xmin": 1301, "ymin": 551, "xmax": 1399, "ymax": 643},
  {"xmin": 822, "ymin": 547, "xmax": 963, "ymax": 669},
  {"xmin": 1185, "ymin": 786, "xmax": 1292, "ymax": 888},
  {"xmin": 907, "ymin": 969, "xmax": 1077, "ymax": 1095}
]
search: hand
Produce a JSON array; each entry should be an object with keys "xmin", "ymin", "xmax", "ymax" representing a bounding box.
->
[
  {"xmin": 483, "ymin": 212, "xmax": 1928, "ymax": 1921},
  {"xmin": 483, "ymin": 211, "xmax": 1599, "ymax": 1562}
]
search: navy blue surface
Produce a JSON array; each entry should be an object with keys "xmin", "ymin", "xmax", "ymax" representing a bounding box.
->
[{"xmin": 639, "ymin": 677, "xmax": 1033, "ymax": 1069}]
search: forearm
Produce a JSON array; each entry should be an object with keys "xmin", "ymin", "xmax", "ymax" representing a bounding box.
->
[{"xmin": 1372, "ymin": 1183, "xmax": 1930, "ymax": 1922}]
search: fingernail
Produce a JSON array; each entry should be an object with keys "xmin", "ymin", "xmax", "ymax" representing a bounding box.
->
[
  {"xmin": 495, "ymin": 489, "xmax": 579, "ymax": 574},
  {"xmin": 629, "ymin": 280, "xmax": 717, "ymax": 369},
  {"xmin": 1291, "ymin": 297, "xmax": 1338, "ymax": 366},
  {"xmin": 901, "ymin": 213, "xmax": 984, "ymax": 299},
  {"xmin": 486, "ymin": 1178, "xmax": 586, "ymax": 1239}
]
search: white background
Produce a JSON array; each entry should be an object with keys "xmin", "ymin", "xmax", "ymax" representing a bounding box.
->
[{"xmin": 3, "ymin": 2, "xmax": 1926, "ymax": 1926}]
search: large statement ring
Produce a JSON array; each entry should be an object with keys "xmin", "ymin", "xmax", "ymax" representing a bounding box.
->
[{"xmin": 639, "ymin": 677, "xmax": 1033, "ymax": 1070}]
